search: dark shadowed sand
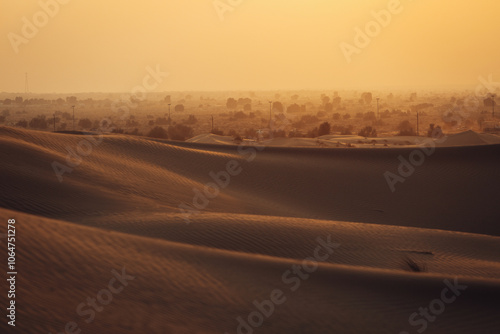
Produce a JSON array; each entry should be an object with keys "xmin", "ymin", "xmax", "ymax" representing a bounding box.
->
[{"xmin": 1, "ymin": 126, "xmax": 499, "ymax": 333}]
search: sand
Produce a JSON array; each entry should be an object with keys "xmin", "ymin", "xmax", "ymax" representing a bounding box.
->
[
  {"xmin": 0, "ymin": 126, "xmax": 499, "ymax": 333},
  {"xmin": 188, "ymin": 130, "xmax": 500, "ymax": 148}
]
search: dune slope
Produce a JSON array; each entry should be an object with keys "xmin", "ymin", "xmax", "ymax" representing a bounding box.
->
[
  {"xmin": 1, "ymin": 126, "xmax": 499, "ymax": 235},
  {"xmin": 0, "ymin": 126, "xmax": 499, "ymax": 333}
]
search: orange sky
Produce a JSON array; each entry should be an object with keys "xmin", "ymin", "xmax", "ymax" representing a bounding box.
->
[{"xmin": 1, "ymin": 0, "xmax": 499, "ymax": 93}]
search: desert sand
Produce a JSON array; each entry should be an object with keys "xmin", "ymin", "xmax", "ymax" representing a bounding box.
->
[
  {"xmin": 1, "ymin": 126, "xmax": 499, "ymax": 333},
  {"xmin": 188, "ymin": 130, "xmax": 500, "ymax": 148}
]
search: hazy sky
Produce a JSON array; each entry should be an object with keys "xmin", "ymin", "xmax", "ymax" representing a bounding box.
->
[{"xmin": 1, "ymin": 0, "xmax": 499, "ymax": 93}]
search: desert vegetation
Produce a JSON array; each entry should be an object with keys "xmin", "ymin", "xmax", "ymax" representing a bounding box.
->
[{"xmin": 1, "ymin": 90, "xmax": 498, "ymax": 142}]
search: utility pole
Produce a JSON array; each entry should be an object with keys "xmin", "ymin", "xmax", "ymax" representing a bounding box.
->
[
  {"xmin": 492, "ymin": 94, "xmax": 496, "ymax": 118},
  {"xmin": 25, "ymin": 73, "xmax": 29, "ymax": 94},
  {"xmin": 268, "ymin": 101, "xmax": 273, "ymax": 129},
  {"xmin": 416, "ymin": 111, "xmax": 420, "ymax": 136},
  {"xmin": 211, "ymin": 115, "xmax": 214, "ymax": 132},
  {"xmin": 53, "ymin": 114, "xmax": 56, "ymax": 132},
  {"xmin": 168, "ymin": 103, "xmax": 171, "ymax": 122},
  {"xmin": 376, "ymin": 97, "xmax": 380, "ymax": 119},
  {"xmin": 72, "ymin": 105, "xmax": 75, "ymax": 131}
]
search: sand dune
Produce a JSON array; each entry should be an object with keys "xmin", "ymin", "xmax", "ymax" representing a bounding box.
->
[
  {"xmin": 188, "ymin": 130, "xmax": 500, "ymax": 148},
  {"xmin": 435, "ymin": 130, "xmax": 500, "ymax": 147},
  {"xmin": 1, "ymin": 126, "xmax": 499, "ymax": 333}
]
